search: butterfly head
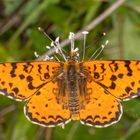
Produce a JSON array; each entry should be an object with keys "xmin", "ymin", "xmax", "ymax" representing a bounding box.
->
[{"xmin": 66, "ymin": 52, "xmax": 79, "ymax": 61}]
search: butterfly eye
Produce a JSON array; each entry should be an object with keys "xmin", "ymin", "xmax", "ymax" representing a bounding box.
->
[{"xmin": 73, "ymin": 55, "xmax": 79, "ymax": 61}]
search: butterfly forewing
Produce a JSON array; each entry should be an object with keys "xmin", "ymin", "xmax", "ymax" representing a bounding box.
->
[
  {"xmin": 0, "ymin": 61, "xmax": 62, "ymax": 101},
  {"xmin": 82, "ymin": 60, "xmax": 140, "ymax": 101}
]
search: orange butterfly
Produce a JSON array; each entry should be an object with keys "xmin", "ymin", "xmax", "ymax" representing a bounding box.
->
[{"xmin": 0, "ymin": 32, "xmax": 140, "ymax": 128}]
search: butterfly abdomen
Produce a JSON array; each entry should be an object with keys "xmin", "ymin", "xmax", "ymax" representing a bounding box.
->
[{"xmin": 66, "ymin": 61, "xmax": 80, "ymax": 119}]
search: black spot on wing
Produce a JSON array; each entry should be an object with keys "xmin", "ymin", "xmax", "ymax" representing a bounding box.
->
[
  {"xmin": 10, "ymin": 63, "xmax": 17, "ymax": 77},
  {"xmin": 131, "ymin": 82, "xmax": 135, "ymax": 87},
  {"xmin": 124, "ymin": 61, "xmax": 133, "ymax": 76},
  {"xmin": 28, "ymin": 82, "xmax": 36, "ymax": 90},
  {"xmin": 44, "ymin": 73, "xmax": 50, "ymax": 79},
  {"xmin": 41, "ymin": 116, "xmax": 47, "ymax": 120},
  {"xmin": 93, "ymin": 64, "xmax": 97, "ymax": 71},
  {"xmin": 48, "ymin": 98, "xmax": 53, "ymax": 101},
  {"xmin": 110, "ymin": 75, "xmax": 117, "ymax": 81},
  {"xmin": 19, "ymin": 74, "xmax": 25, "ymax": 79},
  {"xmin": 23, "ymin": 62, "xmax": 33, "ymax": 73},
  {"xmin": 109, "ymin": 61, "xmax": 119, "ymax": 72},
  {"xmin": 1, "ymin": 81, "xmax": 5, "ymax": 85},
  {"xmin": 35, "ymin": 112, "xmax": 40, "ymax": 115},
  {"xmin": 125, "ymin": 86, "xmax": 132, "ymax": 94},
  {"xmin": 2, "ymin": 63, "xmax": 6, "ymax": 67},
  {"xmin": 38, "ymin": 64, "xmax": 42, "ymax": 74},
  {"xmin": 12, "ymin": 87, "xmax": 19, "ymax": 94},
  {"xmin": 9, "ymin": 82, "xmax": 13, "ymax": 88},
  {"xmin": 111, "ymin": 105, "xmax": 114, "ymax": 108},
  {"xmin": 32, "ymin": 106, "xmax": 36, "ymax": 109},
  {"xmin": 118, "ymin": 73, "xmax": 124, "ymax": 79},
  {"xmin": 46, "ymin": 65, "xmax": 49, "ymax": 71},
  {"xmin": 109, "ymin": 82, "xmax": 116, "ymax": 89},
  {"xmin": 102, "ymin": 116, "xmax": 107, "ymax": 120},
  {"xmin": 108, "ymin": 112, "xmax": 112, "ymax": 115},
  {"xmin": 94, "ymin": 72, "xmax": 100, "ymax": 79},
  {"xmin": 27, "ymin": 76, "xmax": 33, "ymax": 82},
  {"xmin": 36, "ymin": 91, "xmax": 41, "ymax": 95},
  {"xmin": 101, "ymin": 64, "xmax": 106, "ymax": 73}
]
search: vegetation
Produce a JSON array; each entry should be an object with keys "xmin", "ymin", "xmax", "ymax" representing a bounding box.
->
[{"xmin": 0, "ymin": 0, "xmax": 140, "ymax": 140}]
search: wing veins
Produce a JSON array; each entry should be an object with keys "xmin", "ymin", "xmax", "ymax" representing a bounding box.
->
[{"xmin": 92, "ymin": 79, "xmax": 123, "ymax": 101}]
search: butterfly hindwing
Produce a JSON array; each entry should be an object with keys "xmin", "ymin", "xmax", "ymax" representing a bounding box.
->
[
  {"xmin": 24, "ymin": 81, "xmax": 71, "ymax": 127},
  {"xmin": 79, "ymin": 81, "xmax": 122, "ymax": 127},
  {"xmin": 0, "ymin": 61, "xmax": 62, "ymax": 101}
]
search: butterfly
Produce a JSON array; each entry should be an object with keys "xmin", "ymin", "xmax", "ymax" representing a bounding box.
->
[{"xmin": 0, "ymin": 32, "xmax": 140, "ymax": 128}]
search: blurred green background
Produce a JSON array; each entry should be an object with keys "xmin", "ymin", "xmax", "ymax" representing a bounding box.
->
[{"xmin": 0, "ymin": 0, "xmax": 140, "ymax": 140}]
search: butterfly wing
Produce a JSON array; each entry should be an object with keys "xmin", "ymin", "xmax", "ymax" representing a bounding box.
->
[
  {"xmin": 79, "ymin": 81, "xmax": 122, "ymax": 127},
  {"xmin": 24, "ymin": 81, "xmax": 71, "ymax": 127},
  {"xmin": 0, "ymin": 61, "xmax": 62, "ymax": 101},
  {"xmin": 81, "ymin": 60, "xmax": 140, "ymax": 101}
]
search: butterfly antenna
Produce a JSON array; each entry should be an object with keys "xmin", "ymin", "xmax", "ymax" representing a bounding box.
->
[
  {"xmin": 39, "ymin": 27, "xmax": 67, "ymax": 54},
  {"xmin": 38, "ymin": 27, "xmax": 54, "ymax": 42},
  {"xmin": 89, "ymin": 40, "xmax": 109, "ymax": 60},
  {"xmin": 54, "ymin": 37, "xmax": 67, "ymax": 61},
  {"xmin": 38, "ymin": 27, "xmax": 66, "ymax": 61},
  {"xmin": 82, "ymin": 31, "xmax": 89, "ymax": 61}
]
